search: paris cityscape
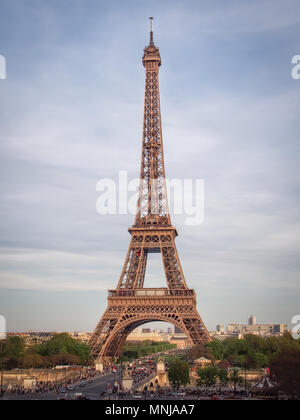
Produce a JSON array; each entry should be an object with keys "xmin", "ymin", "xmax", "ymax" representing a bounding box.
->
[{"xmin": 1, "ymin": 0, "xmax": 300, "ymax": 406}]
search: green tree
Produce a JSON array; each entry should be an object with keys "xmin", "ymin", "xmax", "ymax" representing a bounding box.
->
[
  {"xmin": 5, "ymin": 336, "xmax": 25, "ymax": 358},
  {"xmin": 0, "ymin": 340, "xmax": 7, "ymax": 397},
  {"xmin": 5, "ymin": 358, "xmax": 18, "ymax": 370},
  {"xmin": 196, "ymin": 366, "xmax": 218, "ymax": 389},
  {"xmin": 22, "ymin": 354, "xmax": 44, "ymax": 369},
  {"xmin": 206, "ymin": 340, "xmax": 225, "ymax": 360},
  {"xmin": 244, "ymin": 334, "xmax": 266, "ymax": 353},
  {"xmin": 36, "ymin": 333, "xmax": 91, "ymax": 364},
  {"xmin": 121, "ymin": 341, "xmax": 175, "ymax": 360},
  {"xmin": 0, "ymin": 340, "xmax": 6, "ymax": 365},
  {"xmin": 218, "ymin": 368, "xmax": 229, "ymax": 390},
  {"xmin": 229, "ymin": 368, "xmax": 243, "ymax": 393},
  {"xmin": 168, "ymin": 358, "xmax": 190, "ymax": 388},
  {"xmin": 188, "ymin": 333, "xmax": 299, "ymax": 374},
  {"xmin": 253, "ymin": 352, "xmax": 269, "ymax": 368},
  {"xmin": 270, "ymin": 346, "xmax": 300, "ymax": 399},
  {"xmin": 187, "ymin": 344, "xmax": 206, "ymax": 361},
  {"xmin": 187, "ymin": 342, "xmax": 216, "ymax": 362}
]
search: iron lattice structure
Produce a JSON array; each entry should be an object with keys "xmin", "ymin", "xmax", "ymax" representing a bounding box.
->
[{"xmin": 90, "ymin": 21, "xmax": 211, "ymax": 362}]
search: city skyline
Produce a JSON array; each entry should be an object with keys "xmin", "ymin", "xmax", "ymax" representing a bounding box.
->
[
  {"xmin": 1, "ymin": 0, "xmax": 300, "ymax": 332},
  {"xmin": 4, "ymin": 313, "xmax": 289, "ymax": 334}
]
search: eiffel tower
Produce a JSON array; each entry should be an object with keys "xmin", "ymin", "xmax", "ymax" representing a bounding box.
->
[{"xmin": 90, "ymin": 18, "xmax": 211, "ymax": 363}]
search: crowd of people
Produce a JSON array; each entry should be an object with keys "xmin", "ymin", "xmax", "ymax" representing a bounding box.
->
[
  {"xmin": 3, "ymin": 381, "xmax": 62, "ymax": 396},
  {"xmin": 0, "ymin": 366, "xmax": 114, "ymax": 398},
  {"xmin": 130, "ymin": 360, "xmax": 156, "ymax": 385}
]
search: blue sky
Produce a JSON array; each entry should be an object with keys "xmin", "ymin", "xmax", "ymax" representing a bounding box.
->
[{"xmin": 0, "ymin": 0, "xmax": 300, "ymax": 332}]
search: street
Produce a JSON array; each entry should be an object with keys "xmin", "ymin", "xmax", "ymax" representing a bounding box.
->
[{"xmin": 2, "ymin": 372, "xmax": 120, "ymax": 400}]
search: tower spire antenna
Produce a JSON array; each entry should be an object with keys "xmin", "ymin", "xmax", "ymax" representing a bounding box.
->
[{"xmin": 149, "ymin": 16, "xmax": 154, "ymax": 45}]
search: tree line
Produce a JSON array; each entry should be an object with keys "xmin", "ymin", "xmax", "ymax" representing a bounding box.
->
[
  {"xmin": 188, "ymin": 332, "xmax": 300, "ymax": 369},
  {"xmin": 120, "ymin": 340, "xmax": 176, "ymax": 361},
  {"xmin": 187, "ymin": 332, "xmax": 300, "ymax": 398},
  {"xmin": 0, "ymin": 333, "xmax": 91, "ymax": 369}
]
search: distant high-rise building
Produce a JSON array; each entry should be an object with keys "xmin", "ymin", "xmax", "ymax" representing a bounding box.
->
[
  {"xmin": 167, "ymin": 327, "xmax": 173, "ymax": 334},
  {"xmin": 248, "ymin": 315, "xmax": 257, "ymax": 326},
  {"xmin": 227, "ymin": 316, "xmax": 289, "ymax": 338}
]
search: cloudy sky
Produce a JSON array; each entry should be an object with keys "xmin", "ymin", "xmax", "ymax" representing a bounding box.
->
[{"xmin": 0, "ymin": 0, "xmax": 299, "ymax": 332}]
